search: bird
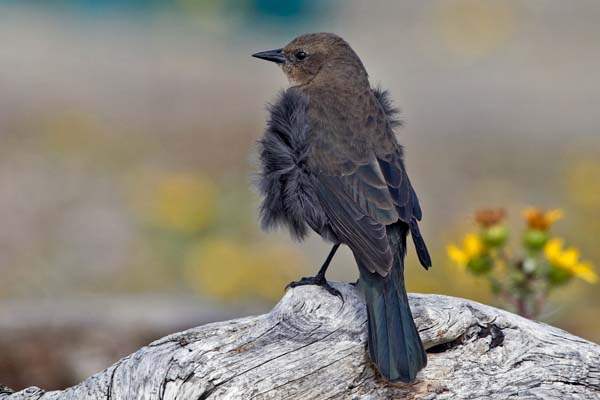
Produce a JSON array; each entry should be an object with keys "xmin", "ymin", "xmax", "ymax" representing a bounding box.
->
[{"xmin": 252, "ymin": 33, "xmax": 431, "ymax": 384}]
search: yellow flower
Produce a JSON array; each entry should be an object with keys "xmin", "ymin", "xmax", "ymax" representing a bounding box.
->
[
  {"xmin": 464, "ymin": 234, "xmax": 484, "ymax": 257},
  {"xmin": 572, "ymin": 262, "xmax": 598, "ymax": 284},
  {"xmin": 447, "ymin": 233, "xmax": 484, "ymax": 268},
  {"xmin": 447, "ymin": 245, "xmax": 468, "ymax": 268},
  {"xmin": 544, "ymin": 238, "xmax": 563, "ymax": 264},
  {"xmin": 559, "ymin": 248, "xmax": 579, "ymax": 269},
  {"xmin": 544, "ymin": 238, "xmax": 597, "ymax": 284},
  {"xmin": 522, "ymin": 208, "xmax": 563, "ymax": 231}
]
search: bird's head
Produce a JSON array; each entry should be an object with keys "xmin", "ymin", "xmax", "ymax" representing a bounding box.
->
[{"xmin": 252, "ymin": 33, "xmax": 367, "ymax": 86}]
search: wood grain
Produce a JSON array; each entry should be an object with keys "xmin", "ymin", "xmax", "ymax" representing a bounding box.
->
[{"xmin": 2, "ymin": 283, "xmax": 599, "ymax": 399}]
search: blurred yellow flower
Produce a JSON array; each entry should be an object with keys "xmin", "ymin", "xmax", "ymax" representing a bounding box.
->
[
  {"xmin": 184, "ymin": 238, "xmax": 305, "ymax": 303},
  {"xmin": 572, "ymin": 262, "xmax": 598, "ymax": 285},
  {"xmin": 465, "ymin": 234, "xmax": 484, "ymax": 257},
  {"xmin": 185, "ymin": 238, "xmax": 249, "ymax": 301},
  {"xmin": 447, "ymin": 245, "xmax": 467, "ymax": 268},
  {"xmin": 544, "ymin": 238, "xmax": 597, "ymax": 284},
  {"xmin": 522, "ymin": 208, "xmax": 562, "ymax": 231},
  {"xmin": 136, "ymin": 173, "xmax": 217, "ymax": 234},
  {"xmin": 447, "ymin": 233, "xmax": 484, "ymax": 268},
  {"xmin": 544, "ymin": 238, "xmax": 562, "ymax": 261}
]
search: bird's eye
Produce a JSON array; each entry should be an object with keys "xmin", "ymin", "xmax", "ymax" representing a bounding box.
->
[{"xmin": 295, "ymin": 51, "xmax": 307, "ymax": 61}]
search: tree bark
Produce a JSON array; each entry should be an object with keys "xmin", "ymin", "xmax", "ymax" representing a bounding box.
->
[{"xmin": 2, "ymin": 283, "xmax": 599, "ymax": 399}]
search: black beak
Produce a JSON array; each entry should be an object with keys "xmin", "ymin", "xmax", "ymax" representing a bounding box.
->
[{"xmin": 252, "ymin": 48, "xmax": 286, "ymax": 64}]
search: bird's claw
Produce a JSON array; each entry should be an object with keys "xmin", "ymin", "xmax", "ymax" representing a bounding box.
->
[{"xmin": 286, "ymin": 275, "xmax": 343, "ymax": 300}]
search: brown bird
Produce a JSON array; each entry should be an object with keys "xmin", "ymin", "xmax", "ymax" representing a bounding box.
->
[{"xmin": 253, "ymin": 33, "xmax": 431, "ymax": 383}]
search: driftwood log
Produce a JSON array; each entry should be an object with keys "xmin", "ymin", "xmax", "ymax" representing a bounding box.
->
[{"xmin": 2, "ymin": 283, "xmax": 599, "ymax": 399}]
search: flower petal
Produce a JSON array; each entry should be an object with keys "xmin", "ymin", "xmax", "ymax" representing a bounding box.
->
[
  {"xmin": 545, "ymin": 209, "xmax": 563, "ymax": 225},
  {"xmin": 560, "ymin": 247, "xmax": 580, "ymax": 269},
  {"xmin": 573, "ymin": 261, "xmax": 598, "ymax": 284},
  {"xmin": 447, "ymin": 245, "xmax": 468, "ymax": 268},
  {"xmin": 464, "ymin": 234, "xmax": 483, "ymax": 258},
  {"xmin": 544, "ymin": 238, "xmax": 563, "ymax": 264}
]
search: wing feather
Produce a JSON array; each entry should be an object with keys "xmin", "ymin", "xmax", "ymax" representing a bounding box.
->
[{"xmin": 305, "ymin": 87, "xmax": 431, "ymax": 274}]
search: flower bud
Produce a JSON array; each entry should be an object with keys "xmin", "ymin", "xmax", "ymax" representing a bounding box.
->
[
  {"xmin": 523, "ymin": 229, "xmax": 549, "ymax": 251},
  {"xmin": 467, "ymin": 255, "xmax": 493, "ymax": 275},
  {"xmin": 482, "ymin": 224, "xmax": 508, "ymax": 247}
]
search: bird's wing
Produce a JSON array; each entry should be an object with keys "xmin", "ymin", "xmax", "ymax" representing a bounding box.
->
[
  {"xmin": 308, "ymin": 88, "xmax": 430, "ymax": 276},
  {"xmin": 377, "ymin": 150, "xmax": 431, "ymax": 269},
  {"xmin": 315, "ymin": 158, "xmax": 397, "ymax": 276},
  {"xmin": 314, "ymin": 151, "xmax": 430, "ymax": 275},
  {"xmin": 372, "ymin": 87, "xmax": 431, "ymax": 269}
]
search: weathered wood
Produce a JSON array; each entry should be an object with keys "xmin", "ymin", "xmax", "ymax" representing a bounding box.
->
[{"xmin": 2, "ymin": 283, "xmax": 599, "ymax": 399}]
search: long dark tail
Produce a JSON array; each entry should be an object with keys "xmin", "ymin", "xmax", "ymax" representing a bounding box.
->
[{"xmin": 358, "ymin": 227, "xmax": 427, "ymax": 383}]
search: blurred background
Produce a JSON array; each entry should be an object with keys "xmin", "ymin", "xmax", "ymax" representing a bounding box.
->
[{"xmin": 0, "ymin": 0, "xmax": 599, "ymax": 391}]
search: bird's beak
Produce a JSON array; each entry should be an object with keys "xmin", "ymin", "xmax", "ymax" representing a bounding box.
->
[{"xmin": 252, "ymin": 48, "xmax": 286, "ymax": 64}]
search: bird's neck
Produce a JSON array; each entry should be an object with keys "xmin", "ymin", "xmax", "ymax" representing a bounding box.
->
[{"xmin": 300, "ymin": 67, "xmax": 370, "ymax": 98}]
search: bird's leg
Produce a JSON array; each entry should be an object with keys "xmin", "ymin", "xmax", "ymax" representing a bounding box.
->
[{"xmin": 286, "ymin": 243, "xmax": 342, "ymax": 298}]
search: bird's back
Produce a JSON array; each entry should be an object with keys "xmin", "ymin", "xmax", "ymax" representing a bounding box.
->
[{"xmin": 301, "ymin": 82, "xmax": 399, "ymax": 177}]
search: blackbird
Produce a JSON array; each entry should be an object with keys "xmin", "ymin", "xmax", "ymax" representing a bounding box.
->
[{"xmin": 253, "ymin": 32, "xmax": 431, "ymax": 383}]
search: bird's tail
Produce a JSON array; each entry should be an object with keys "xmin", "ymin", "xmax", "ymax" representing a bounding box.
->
[{"xmin": 358, "ymin": 252, "xmax": 427, "ymax": 383}]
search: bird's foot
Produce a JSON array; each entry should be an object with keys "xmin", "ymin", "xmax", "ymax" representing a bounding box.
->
[{"xmin": 286, "ymin": 274, "xmax": 343, "ymax": 300}]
